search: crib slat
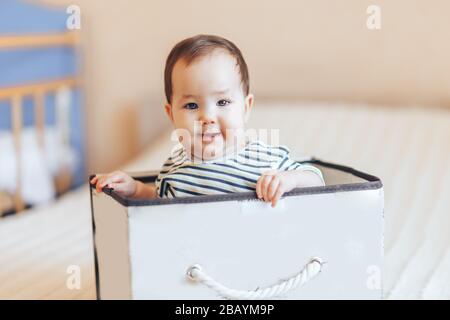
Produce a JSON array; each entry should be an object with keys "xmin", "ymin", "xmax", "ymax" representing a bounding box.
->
[
  {"xmin": 12, "ymin": 95, "xmax": 25, "ymax": 213},
  {"xmin": 35, "ymin": 91, "xmax": 46, "ymax": 149},
  {"xmin": 0, "ymin": 32, "xmax": 78, "ymax": 50},
  {"xmin": 0, "ymin": 78, "xmax": 79, "ymax": 101}
]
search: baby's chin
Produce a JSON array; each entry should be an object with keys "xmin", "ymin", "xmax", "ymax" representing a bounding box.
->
[
  {"xmin": 196, "ymin": 142, "xmax": 225, "ymax": 161},
  {"xmin": 188, "ymin": 139, "xmax": 226, "ymax": 162}
]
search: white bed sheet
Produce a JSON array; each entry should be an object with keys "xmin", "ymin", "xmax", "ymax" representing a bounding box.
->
[
  {"xmin": 0, "ymin": 102, "xmax": 449, "ymax": 299},
  {"xmin": 0, "ymin": 127, "xmax": 79, "ymax": 205}
]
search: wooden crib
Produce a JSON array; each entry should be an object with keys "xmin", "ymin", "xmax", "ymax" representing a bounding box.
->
[{"xmin": 0, "ymin": 31, "xmax": 80, "ymax": 215}]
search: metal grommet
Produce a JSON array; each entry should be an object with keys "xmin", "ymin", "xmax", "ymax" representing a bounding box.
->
[
  {"xmin": 310, "ymin": 257, "xmax": 327, "ymax": 272},
  {"xmin": 186, "ymin": 264, "xmax": 201, "ymax": 281}
]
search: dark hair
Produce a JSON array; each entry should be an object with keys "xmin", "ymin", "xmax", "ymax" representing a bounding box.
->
[{"xmin": 164, "ymin": 34, "xmax": 249, "ymax": 104}]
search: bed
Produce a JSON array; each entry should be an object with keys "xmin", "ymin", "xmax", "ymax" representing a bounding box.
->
[{"xmin": 0, "ymin": 101, "xmax": 449, "ymax": 299}]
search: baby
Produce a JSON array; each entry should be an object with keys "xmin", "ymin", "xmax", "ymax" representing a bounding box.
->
[{"xmin": 91, "ymin": 35, "xmax": 324, "ymax": 207}]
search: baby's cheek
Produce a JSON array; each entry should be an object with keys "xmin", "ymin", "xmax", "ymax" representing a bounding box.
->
[
  {"xmin": 223, "ymin": 123, "xmax": 244, "ymax": 139},
  {"xmin": 225, "ymin": 127, "xmax": 245, "ymax": 146}
]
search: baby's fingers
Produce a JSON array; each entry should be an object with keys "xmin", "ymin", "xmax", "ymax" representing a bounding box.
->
[
  {"xmin": 256, "ymin": 176, "xmax": 268, "ymax": 200},
  {"xmin": 261, "ymin": 175, "xmax": 274, "ymax": 201},
  {"xmin": 271, "ymin": 185, "xmax": 284, "ymax": 208},
  {"xmin": 267, "ymin": 177, "xmax": 280, "ymax": 201},
  {"xmin": 94, "ymin": 175, "xmax": 107, "ymax": 193},
  {"xmin": 96, "ymin": 179, "xmax": 106, "ymax": 193},
  {"xmin": 256, "ymin": 177, "xmax": 263, "ymax": 199},
  {"xmin": 95, "ymin": 176, "xmax": 114, "ymax": 192},
  {"xmin": 100, "ymin": 173, "xmax": 126, "ymax": 188},
  {"xmin": 90, "ymin": 175, "xmax": 98, "ymax": 185}
]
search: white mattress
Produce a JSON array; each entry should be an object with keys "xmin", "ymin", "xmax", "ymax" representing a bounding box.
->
[{"xmin": 1, "ymin": 102, "xmax": 449, "ymax": 299}]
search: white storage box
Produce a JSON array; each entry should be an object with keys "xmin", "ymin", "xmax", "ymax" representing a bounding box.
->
[{"xmin": 90, "ymin": 159, "xmax": 384, "ymax": 300}]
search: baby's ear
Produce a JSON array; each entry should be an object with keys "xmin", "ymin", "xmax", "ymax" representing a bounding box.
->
[
  {"xmin": 164, "ymin": 103, "xmax": 174, "ymax": 122},
  {"xmin": 244, "ymin": 93, "xmax": 254, "ymax": 122}
]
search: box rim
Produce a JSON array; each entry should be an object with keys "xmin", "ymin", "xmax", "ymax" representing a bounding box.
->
[{"xmin": 89, "ymin": 159, "xmax": 383, "ymax": 208}]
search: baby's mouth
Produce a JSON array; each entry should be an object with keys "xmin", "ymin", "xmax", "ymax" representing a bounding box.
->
[{"xmin": 200, "ymin": 132, "xmax": 221, "ymax": 143}]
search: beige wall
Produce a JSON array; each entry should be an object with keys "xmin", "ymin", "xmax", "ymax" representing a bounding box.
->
[{"xmin": 37, "ymin": 0, "xmax": 450, "ymax": 172}]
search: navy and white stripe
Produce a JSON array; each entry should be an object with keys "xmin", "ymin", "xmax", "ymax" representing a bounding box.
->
[{"xmin": 155, "ymin": 141, "xmax": 324, "ymax": 198}]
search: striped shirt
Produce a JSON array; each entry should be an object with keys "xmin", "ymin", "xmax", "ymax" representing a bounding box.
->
[{"xmin": 155, "ymin": 140, "xmax": 324, "ymax": 198}]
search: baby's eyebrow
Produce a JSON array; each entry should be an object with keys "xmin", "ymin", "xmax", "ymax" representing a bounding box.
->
[
  {"xmin": 181, "ymin": 89, "xmax": 230, "ymax": 99},
  {"xmin": 212, "ymin": 89, "xmax": 230, "ymax": 95},
  {"xmin": 182, "ymin": 94, "xmax": 197, "ymax": 99}
]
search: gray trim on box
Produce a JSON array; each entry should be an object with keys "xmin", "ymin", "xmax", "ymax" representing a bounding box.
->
[{"xmin": 89, "ymin": 159, "xmax": 383, "ymax": 208}]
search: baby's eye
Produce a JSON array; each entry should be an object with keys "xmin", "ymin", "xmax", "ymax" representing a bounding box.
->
[
  {"xmin": 217, "ymin": 99, "xmax": 231, "ymax": 107},
  {"xmin": 184, "ymin": 102, "xmax": 198, "ymax": 110}
]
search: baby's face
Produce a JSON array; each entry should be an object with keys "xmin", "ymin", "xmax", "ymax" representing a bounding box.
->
[{"xmin": 165, "ymin": 50, "xmax": 253, "ymax": 161}]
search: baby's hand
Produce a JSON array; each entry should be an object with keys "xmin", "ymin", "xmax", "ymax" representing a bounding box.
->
[
  {"xmin": 256, "ymin": 169, "xmax": 324, "ymax": 207},
  {"xmin": 256, "ymin": 170, "xmax": 297, "ymax": 208},
  {"xmin": 90, "ymin": 171, "xmax": 137, "ymax": 198}
]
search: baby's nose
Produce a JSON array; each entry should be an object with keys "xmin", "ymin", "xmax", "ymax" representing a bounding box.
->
[
  {"xmin": 199, "ymin": 106, "xmax": 217, "ymax": 124},
  {"xmin": 200, "ymin": 117, "xmax": 216, "ymax": 125}
]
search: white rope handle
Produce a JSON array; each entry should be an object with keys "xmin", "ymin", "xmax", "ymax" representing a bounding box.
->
[{"xmin": 186, "ymin": 257, "xmax": 326, "ymax": 300}]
